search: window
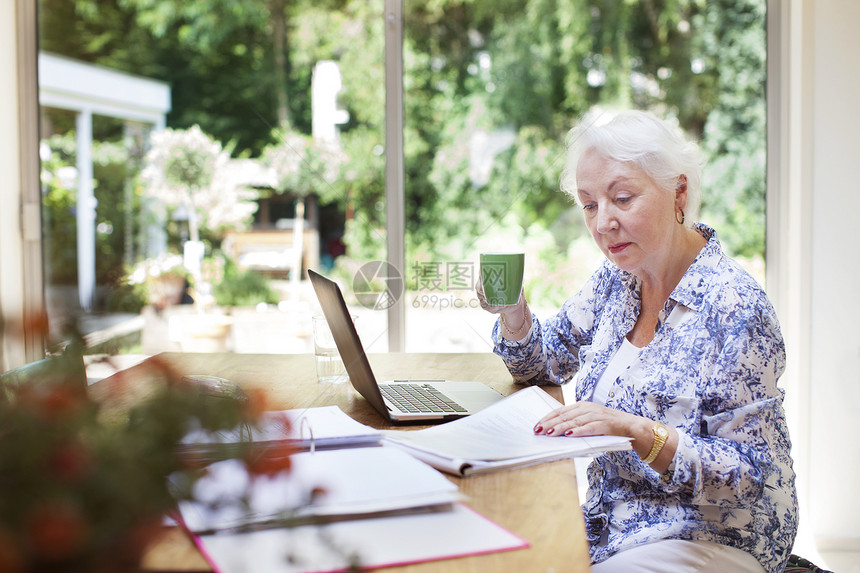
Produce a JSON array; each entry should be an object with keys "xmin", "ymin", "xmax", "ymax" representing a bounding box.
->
[
  {"xmin": 399, "ymin": 1, "xmax": 767, "ymax": 351},
  {"xmin": 32, "ymin": 0, "xmax": 766, "ymax": 356}
]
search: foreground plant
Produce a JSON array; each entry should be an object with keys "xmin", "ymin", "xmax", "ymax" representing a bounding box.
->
[{"xmin": 0, "ymin": 354, "xmax": 285, "ymax": 573}]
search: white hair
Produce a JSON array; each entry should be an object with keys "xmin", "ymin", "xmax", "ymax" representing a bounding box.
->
[{"xmin": 559, "ymin": 108, "xmax": 704, "ymax": 224}]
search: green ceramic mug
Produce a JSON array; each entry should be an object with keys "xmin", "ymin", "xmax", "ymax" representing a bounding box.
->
[{"xmin": 480, "ymin": 252, "xmax": 525, "ymax": 306}]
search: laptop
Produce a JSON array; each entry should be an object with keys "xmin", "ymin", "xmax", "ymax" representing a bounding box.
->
[{"xmin": 308, "ymin": 269, "xmax": 504, "ymax": 424}]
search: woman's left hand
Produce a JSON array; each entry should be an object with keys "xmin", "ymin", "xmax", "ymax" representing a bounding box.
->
[
  {"xmin": 534, "ymin": 402, "xmax": 676, "ymax": 472},
  {"xmin": 534, "ymin": 401, "xmax": 648, "ymax": 440}
]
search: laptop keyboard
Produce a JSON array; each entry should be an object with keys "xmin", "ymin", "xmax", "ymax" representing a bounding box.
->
[{"xmin": 378, "ymin": 383, "xmax": 468, "ymax": 414}]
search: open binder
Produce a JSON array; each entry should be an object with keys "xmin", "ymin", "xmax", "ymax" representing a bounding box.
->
[{"xmin": 178, "ymin": 404, "xmax": 381, "ymax": 461}]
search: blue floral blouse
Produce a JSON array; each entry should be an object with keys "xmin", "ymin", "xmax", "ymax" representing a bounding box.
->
[{"xmin": 492, "ymin": 224, "xmax": 798, "ymax": 573}]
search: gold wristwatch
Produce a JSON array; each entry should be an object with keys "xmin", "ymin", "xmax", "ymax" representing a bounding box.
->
[{"xmin": 641, "ymin": 421, "xmax": 669, "ymax": 464}]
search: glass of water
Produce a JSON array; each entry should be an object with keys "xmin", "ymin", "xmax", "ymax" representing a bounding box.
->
[{"xmin": 312, "ymin": 314, "xmax": 349, "ymax": 384}]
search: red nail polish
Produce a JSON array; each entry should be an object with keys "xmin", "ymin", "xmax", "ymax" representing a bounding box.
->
[
  {"xmin": 534, "ymin": 425, "xmax": 543, "ymax": 433},
  {"xmin": 564, "ymin": 429, "xmax": 574, "ymax": 436},
  {"xmin": 546, "ymin": 428, "xmax": 555, "ymax": 435}
]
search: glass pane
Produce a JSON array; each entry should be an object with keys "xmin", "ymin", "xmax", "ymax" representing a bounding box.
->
[
  {"xmin": 36, "ymin": 0, "xmax": 387, "ymax": 359},
  {"xmin": 35, "ymin": 1, "xmax": 765, "ymax": 360},
  {"xmin": 401, "ymin": 0, "xmax": 767, "ymax": 352}
]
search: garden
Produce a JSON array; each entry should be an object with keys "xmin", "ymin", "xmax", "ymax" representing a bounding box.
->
[{"xmin": 37, "ymin": 0, "xmax": 769, "ymax": 354}]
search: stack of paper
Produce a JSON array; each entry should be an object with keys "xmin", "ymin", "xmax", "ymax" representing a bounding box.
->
[
  {"xmin": 175, "ymin": 446, "xmax": 460, "ymax": 534},
  {"xmin": 175, "ymin": 446, "xmax": 529, "ymax": 573},
  {"xmin": 179, "ymin": 405, "xmax": 381, "ymax": 460},
  {"xmin": 383, "ymin": 386, "xmax": 632, "ymax": 476}
]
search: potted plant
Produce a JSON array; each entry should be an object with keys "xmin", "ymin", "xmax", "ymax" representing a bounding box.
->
[
  {"xmin": 140, "ymin": 126, "xmax": 272, "ymax": 349},
  {"xmin": 0, "ymin": 352, "xmax": 284, "ymax": 573},
  {"xmin": 140, "ymin": 125, "xmax": 263, "ymax": 308},
  {"xmin": 126, "ymin": 253, "xmax": 190, "ymax": 311}
]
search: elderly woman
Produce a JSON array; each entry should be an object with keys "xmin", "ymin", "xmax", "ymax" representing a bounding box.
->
[{"xmin": 480, "ymin": 110, "xmax": 797, "ymax": 573}]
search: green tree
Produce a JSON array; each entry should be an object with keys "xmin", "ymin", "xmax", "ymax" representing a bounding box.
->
[
  {"xmin": 40, "ymin": 128, "xmax": 142, "ymax": 292},
  {"xmin": 140, "ymin": 125, "xmax": 260, "ymax": 245},
  {"xmin": 695, "ymin": 0, "xmax": 767, "ymax": 258},
  {"xmin": 38, "ymin": 0, "xmax": 767, "ymax": 288},
  {"xmin": 400, "ymin": 0, "xmax": 764, "ymax": 266}
]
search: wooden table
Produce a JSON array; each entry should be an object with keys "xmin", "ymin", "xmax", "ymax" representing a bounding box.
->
[{"xmin": 92, "ymin": 352, "xmax": 591, "ymax": 572}]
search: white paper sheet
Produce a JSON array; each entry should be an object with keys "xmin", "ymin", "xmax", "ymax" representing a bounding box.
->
[
  {"xmin": 176, "ymin": 446, "xmax": 460, "ymax": 533},
  {"xmin": 194, "ymin": 503, "xmax": 528, "ymax": 573},
  {"xmin": 383, "ymin": 386, "xmax": 631, "ymax": 476}
]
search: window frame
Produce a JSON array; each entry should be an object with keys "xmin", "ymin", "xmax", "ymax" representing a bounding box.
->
[
  {"xmin": 10, "ymin": 0, "xmax": 789, "ymax": 361},
  {"xmin": 12, "ymin": 0, "xmax": 44, "ymax": 363}
]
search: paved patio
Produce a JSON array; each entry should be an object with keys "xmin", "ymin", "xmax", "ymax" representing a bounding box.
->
[{"xmin": 82, "ymin": 278, "xmax": 523, "ymax": 382}]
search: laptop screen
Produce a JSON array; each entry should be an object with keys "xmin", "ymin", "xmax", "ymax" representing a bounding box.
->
[{"xmin": 308, "ymin": 270, "xmax": 391, "ymax": 421}]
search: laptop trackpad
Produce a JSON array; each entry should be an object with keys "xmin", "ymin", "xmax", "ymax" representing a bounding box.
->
[{"xmin": 431, "ymin": 381, "xmax": 504, "ymax": 412}]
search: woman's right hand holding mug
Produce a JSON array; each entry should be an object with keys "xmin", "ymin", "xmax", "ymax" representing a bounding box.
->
[{"xmin": 476, "ymin": 276, "xmax": 532, "ymax": 341}]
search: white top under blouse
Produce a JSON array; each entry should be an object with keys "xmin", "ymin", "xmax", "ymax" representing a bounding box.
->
[{"xmin": 588, "ymin": 337, "xmax": 641, "ymax": 405}]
